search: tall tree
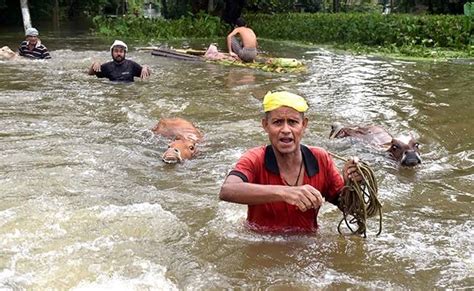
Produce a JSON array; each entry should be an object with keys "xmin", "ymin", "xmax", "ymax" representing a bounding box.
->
[
  {"xmin": 20, "ymin": 0, "xmax": 31, "ymax": 32},
  {"xmin": 52, "ymin": 0, "xmax": 59, "ymax": 28},
  {"xmin": 333, "ymin": 0, "xmax": 340, "ymax": 12}
]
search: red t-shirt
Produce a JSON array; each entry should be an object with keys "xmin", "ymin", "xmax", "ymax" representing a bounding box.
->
[{"xmin": 229, "ymin": 145, "xmax": 344, "ymax": 232}]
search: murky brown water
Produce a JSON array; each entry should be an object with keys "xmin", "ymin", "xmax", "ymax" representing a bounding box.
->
[{"xmin": 1, "ymin": 25, "xmax": 473, "ymax": 289}]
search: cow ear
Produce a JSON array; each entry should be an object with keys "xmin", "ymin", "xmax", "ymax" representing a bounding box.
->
[
  {"xmin": 329, "ymin": 122, "xmax": 343, "ymax": 138},
  {"xmin": 193, "ymin": 145, "xmax": 199, "ymax": 155},
  {"xmin": 151, "ymin": 124, "xmax": 159, "ymax": 133},
  {"xmin": 381, "ymin": 140, "xmax": 392, "ymax": 151}
]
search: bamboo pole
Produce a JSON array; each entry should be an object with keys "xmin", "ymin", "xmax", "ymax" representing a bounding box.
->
[{"xmin": 20, "ymin": 0, "xmax": 32, "ymax": 33}]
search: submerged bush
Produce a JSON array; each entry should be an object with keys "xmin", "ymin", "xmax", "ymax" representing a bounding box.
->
[
  {"xmin": 93, "ymin": 12, "xmax": 472, "ymax": 57},
  {"xmin": 247, "ymin": 13, "xmax": 471, "ymax": 50},
  {"xmin": 93, "ymin": 13, "xmax": 227, "ymax": 40}
]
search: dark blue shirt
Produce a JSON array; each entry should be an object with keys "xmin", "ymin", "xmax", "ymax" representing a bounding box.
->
[{"xmin": 95, "ymin": 59, "xmax": 143, "ymax": 82}]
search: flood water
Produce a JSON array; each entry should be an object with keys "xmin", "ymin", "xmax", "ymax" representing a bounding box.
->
[{"xmin": 1, "ymin": 26, "xmax": 473, "ymax": 289}]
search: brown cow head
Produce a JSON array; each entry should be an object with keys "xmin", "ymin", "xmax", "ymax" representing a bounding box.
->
[
  {"xmin": 162, "ymin": 136, "xmax": 198, "ymax": 164},
  {"xmin": 384, "ymin": 135, "xmax": 422, "ymax": 167},
  {"xmin": 330, "ymin": 122, "xmax": 422, "ymax": 167}
]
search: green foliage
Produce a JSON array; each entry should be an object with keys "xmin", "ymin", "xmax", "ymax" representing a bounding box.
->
[
  {"xmin": 164, "ymin": 0, "xmax": 191, "ymax": 19},
  {"xmin": 92, "ymin": 10, "xmax": 471, "ymax": 58},
  {"xmin": 465, "ymin": 2, "xmax": 474, "ymax": 16},
  {"xmin": 247, "ymin": 12, "xmax": 471, "ymax": 51},
  {"xmin": 127, "ymin": 0, "xmax": 145, "ymax": 14},
  {"xmin": 93, "ymin": 13, "xmax": 227, "ymax": 39},
  {"xmin": 246, "ymin": 0, "xmax": 296, "ymax": 13},
  {"xmin": 210, "ymin": 57, "xmax": 306, "ymax": 73},
  {"xmin": 338, "ymin": 42, "xmax": 474, "ymax": 59},
  {"xmin": 81, "ymin": 0, "xmax": 111, "ymax": 16}
]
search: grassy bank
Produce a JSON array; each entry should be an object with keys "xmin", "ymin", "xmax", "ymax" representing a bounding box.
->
[
  {"xmin": 247, "ymin": 13, "xmax": 473, "ymax": 59},
  {"xmin": 93, "ymin": 12, "xmax": 473, "ymax": 59}
]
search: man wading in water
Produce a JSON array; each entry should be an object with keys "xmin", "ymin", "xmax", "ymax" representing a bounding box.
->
[
  {"xmin": 88, "ymin": 40, "xmax": 150, "ymax": 82},
  {"xmin": 219, "ymin": 91, "xmax": 362, "ymax": 233},
  {"xmin": 18, "ymin": 27, "xmax": 51, "ymax": 59},
  {"xmin": 226, "ymin": 17, "xmax": 258, "ymax": 63}
]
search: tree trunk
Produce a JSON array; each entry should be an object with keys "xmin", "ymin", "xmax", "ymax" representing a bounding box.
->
[
  {"xmin": 333, "ymin": 0, "xmax": 340, "ymax": 12},
  {"xmin": 208, "ymin": 0, "xmax": 214, "ymax": 13},
  {"xmin": 161, "ymin": 0, "xmax": 168, "ymax": 18},
  {"xmin": 53, "ymin": 0, "xmax": 60, "ymax": 29},
  {"xmin": 222, "ymin": 0, "xmax": 245, "ymax": 26},
  {"xmin": 20, "ymin": 0, "xmax": 32, "ymax": 33}
]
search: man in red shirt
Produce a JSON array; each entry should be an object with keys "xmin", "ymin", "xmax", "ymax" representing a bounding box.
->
[{"xmin": 219, "ymin": 91, "xmax": 361, "ymax": 232}]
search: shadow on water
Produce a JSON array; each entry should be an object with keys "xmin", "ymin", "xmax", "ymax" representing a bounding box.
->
[{"xmin": 0, "ymin": 25, "xmax": 473, "ymax": 289}]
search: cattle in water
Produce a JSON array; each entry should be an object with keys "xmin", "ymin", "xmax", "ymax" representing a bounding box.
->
[
  {"xmin": 151, "ymin": 118, "xmax": 203, "ymax": 164},
  {"xmin": 0, "ymin": 46, "xmax": 18, "ymax": 60},
  {"xmin": 330, "ymin": 122, "xmax": 421, "ymax": 167}
]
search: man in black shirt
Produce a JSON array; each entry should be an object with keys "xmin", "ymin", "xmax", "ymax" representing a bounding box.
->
[{"xmin": 88, "ymin": 40, "xmax": 150, "ymax": 82}]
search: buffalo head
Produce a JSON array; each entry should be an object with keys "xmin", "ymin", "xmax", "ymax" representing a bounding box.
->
[
  {"xmin": 385, "ymin": 135, "xmax": 422, "ymax": 167},
  {"xmin": 162, "ymin": 135, "xmax": 198, "ymax": 164}
]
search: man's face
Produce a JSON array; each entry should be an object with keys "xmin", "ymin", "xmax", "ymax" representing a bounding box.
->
[
  {"xmin": 27, "ymin": 35, "xmax": 38, "ymax": 45},
  {"xmin": 112, "ymin": 46, "xmax": 126, "ymax": 62},
  {"xmin": 262, "ymin": 106, "xmax": 308, "ymax": 155}
]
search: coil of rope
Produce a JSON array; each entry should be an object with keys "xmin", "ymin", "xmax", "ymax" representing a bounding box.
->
[{"xmin": 329, "ymin": 152, "xmax": 383, "ymax": 237}]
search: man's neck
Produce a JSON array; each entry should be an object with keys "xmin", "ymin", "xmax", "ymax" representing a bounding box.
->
[
  {"xmin": 273, "ymin": 147, "xmax": 302, "ymax": 169},
  {"xmin": 27, "ymin": 41, "xmax": 38, "ymax": 48}
]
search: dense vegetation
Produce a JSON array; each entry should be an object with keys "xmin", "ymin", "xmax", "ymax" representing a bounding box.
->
[
  {"xmin": 247, "ymin": 12, "xmax": 473, "ymax": 58},
  {"xmin": 93, "ymin": 12, "xmax": 227, "ymax": 39},
  {"xmin": 1, "ymin": 0, "xmax": 471, "ymax": 58},
  {"xmin": 93, "ymin": 11, "xmax": 473, "ymax": 58},
  {"xmin": 0, "ymin": 0, "xmax": 470, "ymax": 24}
]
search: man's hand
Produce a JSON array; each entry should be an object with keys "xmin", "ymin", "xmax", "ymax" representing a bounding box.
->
[
  {"xmin": 229, "ymin": 51, "xmax": 239, "ymax": 60},
  {"xmin": 282, "ymin": 184, "xmax": 324, "ymax": 212},
  {"xmin": 90, "ymin": 62, "xmax": 101, "ymax": 72},
  {"xmin": 140, "ymin": 65, "xmax": 150, "ymax": 79},
  {"xmin": 343, "ymin": 157, "xmax": 363, "ymax": 183}
]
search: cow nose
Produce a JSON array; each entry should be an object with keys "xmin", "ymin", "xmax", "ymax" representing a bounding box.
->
[
  {"xmin": 402, "ymin": 158, "xmax": 421, "ymax": 167},
  {"xmin": 162, "ymin": 148, "xmax": 182, "ymax": 164},
  {"xmin": 402, "ymin": 152, "xmax": 422, "ymax": 167}
]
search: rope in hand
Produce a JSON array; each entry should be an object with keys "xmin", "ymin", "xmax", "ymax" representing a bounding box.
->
[{"xmin": 329, "ymin": 152, "xmax": 383, "ymax": 237}]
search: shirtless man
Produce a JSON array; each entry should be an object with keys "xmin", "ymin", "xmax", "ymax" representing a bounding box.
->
[{"xmin": 226, "ymin": 17, "xmax": 257, "ymax": 63}]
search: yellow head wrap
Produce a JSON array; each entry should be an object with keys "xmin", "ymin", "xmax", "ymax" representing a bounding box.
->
[{"xmin": 263, "ymin": 91, "xmax": 309, "ymax": 113}]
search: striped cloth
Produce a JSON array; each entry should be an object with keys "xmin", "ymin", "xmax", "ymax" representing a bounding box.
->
[
  {"xmin": 18, "ymin": 40, "xmax": 51, "ymax": 59},
  {"xmin": 231, "ymin": 36, "xmax": 257, "ymax": 63}
]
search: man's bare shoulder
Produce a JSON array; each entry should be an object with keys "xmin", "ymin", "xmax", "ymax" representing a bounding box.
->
[
  {"xmin": 232, "ymin": 27, "xmax": 245, "ymax": 33},
  {"xmin": 247, "ymin": 27, "xmax": 256, "ymax": 33}
]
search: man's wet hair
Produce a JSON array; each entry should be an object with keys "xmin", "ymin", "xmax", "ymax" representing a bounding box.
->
[{"xmin": 235, "ymin": 17, "xmax": 246, "ymax": 27}]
